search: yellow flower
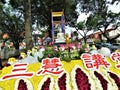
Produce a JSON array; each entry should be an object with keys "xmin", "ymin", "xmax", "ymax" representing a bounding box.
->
[
  {"xmin": 27, "ymin": 50, "xmax": 32, "ymax": 53},
  {"xmin": 8, "ymin": 57, "xmax": 17, "ymax": 64},
  {"xmin": 20, "ymin": 52, "xmax": 26, "ymax": 58},
  {"xmin": 115, "ymin": 49, "xmax": 119, "ymax": 52},
  {"xmin": 8, "ymin": 57, "xmax": 16, "ymax": 62}
]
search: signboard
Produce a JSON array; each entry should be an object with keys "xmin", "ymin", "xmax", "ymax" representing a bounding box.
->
[{"xmin": 0, "ymin": 52, "xmax": 120, "ymax": 90}]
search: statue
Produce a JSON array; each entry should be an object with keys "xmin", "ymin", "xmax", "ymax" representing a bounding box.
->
[
  {"xmin": 57, "ymin": 29, "xmax": 64, "ymax": 39},
  {"xmin": 65, "ymin": 33, "xmax": 70, "ymax": 46},
  {"xmin": 55, "ymin": 27, "xmax": 65, "ymax": 43}
]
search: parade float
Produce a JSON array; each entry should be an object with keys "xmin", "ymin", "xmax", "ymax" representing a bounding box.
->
[
  {"xmin": 0, "ymin": 43, "xmax": 120, "ymax": 90},
  {"xmin": 0, "ymin": 11, "xmax": 120, "ymax": 90}
]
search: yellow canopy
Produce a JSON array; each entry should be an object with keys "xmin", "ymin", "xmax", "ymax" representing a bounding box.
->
[{"xmin": 52, "ymin": 11, "xmax": 63, "ymax": 17}]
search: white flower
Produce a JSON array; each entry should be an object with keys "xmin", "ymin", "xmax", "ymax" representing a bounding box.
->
[
  {"xmin": 38, "ymin": 75, "xmax": 54, "ymax": 90},
  {"xmin": 14, "ymin": 78, "xmax": 33, "ymax": 90},
  {"xmin": 55, "ymin": 71, "xmax": 70, "ymax": 90},
  {"xmin": 0, "ymin": 87, "xmax": 3, "ymax": 90},
  {"xmin": 71, "ymin": 65, "xmax": 96, "ymax": 90}
]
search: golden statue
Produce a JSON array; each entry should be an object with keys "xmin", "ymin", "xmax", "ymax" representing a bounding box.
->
[{"xmin": 65, "ymin": 33, "xmax": 70, "ymax": 46}]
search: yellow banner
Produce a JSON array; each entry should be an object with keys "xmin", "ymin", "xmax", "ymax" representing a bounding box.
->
[{"xmin": 0, "ymin": 58, "xmax": 120, "ymax": 90}]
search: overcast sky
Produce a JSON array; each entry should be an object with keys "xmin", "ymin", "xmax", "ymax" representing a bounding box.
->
[{"xmin": 77, "ymin": 1, "xmax": 120, "ymax": 22}]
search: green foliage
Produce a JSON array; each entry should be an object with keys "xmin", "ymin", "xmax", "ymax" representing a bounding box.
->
[
  {"xmin": 78, "ymin": 44, "xmax": 86, "ymax": 55},
  {"xmin": 77, "ymin": 21, "xmax": 85, "ymax": 30},
  {"xmin": 0, "ymin": 0, "xmax": 6, "ymax": 4},
  {"xmin": 10, "ymin": 0, "xmax": 24, "ymax": 9},
  {"xmin": 9, "ymin": 0, "xmax": 78, "ymax": 28},
  {"xmin": 77, "ymin": 0, "xmax": 120, "ymax": 43},
  {"xmin": 42, "ymin": 47, "xmax": 60, "ymax": 58},
  {"xmin": 86, "ymin": 15, "xmax": 98, "ymax": 30},
  {"xmin": 61, "ymin": 56, "xmax": 71, "ymax": 62},
  {"xmin": 94, "ymin": 39, "xmax": 101, "ymax": 44},
  {"xmin": 40, "ymin": 45, "xmax": 82, "ymax": 62},
  {"xmin": 0, "ymin": 3, "xmax": 25, "ymax": 49}
]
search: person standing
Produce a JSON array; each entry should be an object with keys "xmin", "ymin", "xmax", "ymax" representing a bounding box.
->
[{"xmin": 43, "ymin": 32, "xmax": 52, "ymax": 45}]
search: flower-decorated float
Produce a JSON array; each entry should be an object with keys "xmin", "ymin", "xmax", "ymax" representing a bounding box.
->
[
  {"xmin": 0, "ymin": 43, "xmax": 120, "ymax": 90},
  {"xmin": 0, "ymin": 11, "xmax": 120, "ymax": 90}
]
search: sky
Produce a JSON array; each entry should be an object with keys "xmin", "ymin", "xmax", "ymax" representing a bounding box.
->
[
  {"xmin": 108, "ymin": 1, "xmax": 120, "ymax": 13},
  {"xmin": 77, "ymin": 1, "xmax": 120, "ymax": 22}
]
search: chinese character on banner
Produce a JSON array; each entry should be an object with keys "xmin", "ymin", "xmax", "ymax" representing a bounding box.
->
[
  {"xmin": 81, "ymin": 53, "xmax": 93, "ymax": 69},
  {"xmin": 81, "ymin": 53, "xmax": 110, "ymax": 69},
  {"xmin": 110, "ymin": 52, "xmax": 120, "ymax": 68},
  {"xmin": 37, "ymin": 58, "xmax": 64, "ymax": 76},
  {"xmin": 92, "ymin": 53, "xmax": 110, "ymax": 69},
  {"xmin": 1, "ymin": 63, "xmax": 34, "ymax": 80}
]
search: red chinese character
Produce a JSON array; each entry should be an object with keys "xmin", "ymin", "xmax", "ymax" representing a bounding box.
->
[
  {"xmin": 110, "ymin": 52, "xmax": 120, "ymax": 61},
  {"xmin": 37, "ymin": 58, "xmax": 64, "ymax": 76},
  {"xmin": 110, "ymin": 52, "xmax": 120, "ymax": 69},
  {"xmin": 1, "ymin": 63, "xmax": 34, "ymax": 80},
  {"xmin": 92, "ymin": 53, "xmax": 110, "ymax": 69},
  {"xmin": 81, "ymin": 53, "xmax": 93, "ymax": 69}
]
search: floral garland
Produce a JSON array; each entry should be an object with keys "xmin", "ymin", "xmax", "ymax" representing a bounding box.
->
[
  {"xmin": 14, "ymin": 78, "xmax": 33, "ymax": 90},
  {"xmin": 38, "ymin": 75, "xmax": 54, "ymax": 90},
  {"xmin": 71, "ymin": 65, "xmax": 96, "ymax": 90},
  {"xmin": 1, "ymin": 60, "xmax": 120, "ymax": 90},
  {"xmin": 89, "ymin": 69, "xmax": 118, "ymax": 90},
  {"xmin": 55, "ymin": 72, "xmax": 70, "ymax": 90},
  {"xmin": 0, "ymin": 87, "xmax": 2, "ymax": 90}
]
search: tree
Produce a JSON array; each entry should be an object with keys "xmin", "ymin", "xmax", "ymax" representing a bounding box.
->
[
  {"xmin": 6, "ymin": 0, "xmax": 33, "ymax": 50},
  {"xmin": 30, "ymin": 0, "xmax": 79, "ymax": 38},
  {"xmin": 0, "ymin": 3, "xmax": 24, "ymax": 50},
  {"xmin": 77, "ymin": 0, "xmax": 120, "ymax": 43},
  {"xmin": 0, "ymin": 0, "xmax": 6, "ymax": 4},
  {"xmin": 24, "ymin": 0, "xmax": 33, "ymax": 50},
  {"xmin": 86, "ymin": 13, "xmax": 120, "ymax": 43},
  {"xmin": 7, "ymin": 0, "xmax": 78, "ymax": 49},
  {"xmin": 10, "ymin": 0, "xmax": 78, "ymax": 36},
  {"xmin": 76, "ymin": 21, "xmax": 94, "ymax": 43}
]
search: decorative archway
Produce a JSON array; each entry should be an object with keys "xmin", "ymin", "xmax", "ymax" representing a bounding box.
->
[{"xmin": 51, "ymin": 10, "xmax": 65, "ymax": 44}]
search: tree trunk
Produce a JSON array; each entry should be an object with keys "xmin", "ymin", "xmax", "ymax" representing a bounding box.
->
[
  {"xmin": 83, "ymin": 36, "xmax": 87, "ymax": 44},
  {"xmin": 24, "ymin": 0, "xmax": 33, "ymax": 50}
]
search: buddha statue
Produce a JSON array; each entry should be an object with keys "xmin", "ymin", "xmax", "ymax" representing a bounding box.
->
[
  {"xmin": 55, "ymin": 28, "xmax": 65, "ymax": 43},
  {"xmin": 65, "ymin": 33, "xmax": 70, "ymax": 46}
]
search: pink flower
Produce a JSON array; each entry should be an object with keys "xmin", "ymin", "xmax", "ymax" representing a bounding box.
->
[
  {"xmin": 54, "ymin": 46, "xmax": 58, "ymax": 51},
  {"xmin": 59, "ymin": 44, "xmax": 66, "ymax": 51},
  {"xmin": 40, "ymin": 46, "xmax": 45, "ymax": 51},
  {"xmin": 48, "ymin": 54, "xmax": 51, "ymax": 57},
  {"xmin": 69, "ymin": 43, "xmax": 76, "ymax": 50},
  {"xmin": 76, "ymin": 43, "xmax": 81, "ymax": 49},
  {"xmin": 85, "ymin": 48, "xmax": 89, "ymax": 52}
]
